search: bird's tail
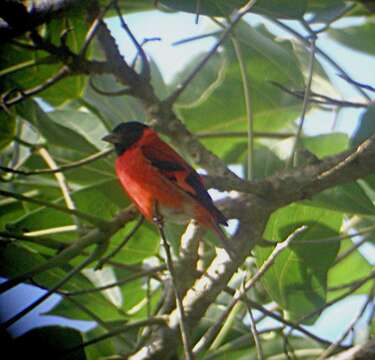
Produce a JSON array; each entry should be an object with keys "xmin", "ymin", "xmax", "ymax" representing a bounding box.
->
[{"xmin": 210, "ymin": 221, "xmax": 236, "ymax": 259}]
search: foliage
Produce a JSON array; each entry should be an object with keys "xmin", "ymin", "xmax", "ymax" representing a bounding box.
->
[{"xmin": 0, "ymin": 0, "xmax": 374, "ymax": 359}]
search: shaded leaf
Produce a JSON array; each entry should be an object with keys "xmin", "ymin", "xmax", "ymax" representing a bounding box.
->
[
  {"xmin": 11, "ymin": 326, "xmax": 86, "ymax": 360},
  {"xmin": 329, "ymin": 20, "xmax": 375, "ymax": 55},
  {"xmin": 308, "ymin": 0, "xmax": 349, "ymax": 24},
  {"xmin": 0, "ymin": 113, "xmax": 15, "ymax": 150}
]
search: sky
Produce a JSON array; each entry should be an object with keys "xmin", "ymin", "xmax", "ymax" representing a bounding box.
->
[{"xmin": 1, "ymin": 6, "xmax": 375, "ymax": 350}]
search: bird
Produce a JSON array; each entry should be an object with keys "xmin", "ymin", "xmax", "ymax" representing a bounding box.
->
[{"xmin": 102, "ymin": 121, "xmax": 234, "ymax": 257}]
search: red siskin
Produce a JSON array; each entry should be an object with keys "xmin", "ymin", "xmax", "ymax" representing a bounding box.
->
[{"xmin": 102, "ymin": 121, "xmax": 234, "ymax": 257}]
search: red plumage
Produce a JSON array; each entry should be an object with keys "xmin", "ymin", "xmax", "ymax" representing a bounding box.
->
[{"xmin": 103, "ymin": 122, "xmax": 233, "ymax": 256}]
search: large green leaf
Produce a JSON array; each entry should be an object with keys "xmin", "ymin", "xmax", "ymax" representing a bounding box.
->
[
  {"xmin": 83, "ymin": 59, "xmax": 165, "ymax": 129},
  {"xmin": 329, "ymin": 20, "xmax": 375, "ymax": 55},
  {"xmin": 83, "ymin": 74, "xmax": 146, "ymax": 129},
  {"xmin": 48, "ymin": 109, "xmax": 108, "ymax": 150},
  {"xmin": 8, "ymin": 179, "xmax": 128, "ymax": 237},
  {"xmin": 255, "ymin": 204, "xmax": 342, "ymax": 324},
  {"xmin": 16, "ymin": 99, "xmax": 97, "ymax": 154},
  {"xmin": 177, "ymin": 22, "xmax": 304, "ymax": 156},
  {"xmin": 160, "ymin": 0, "xmax": 308, "ymax": 19}
]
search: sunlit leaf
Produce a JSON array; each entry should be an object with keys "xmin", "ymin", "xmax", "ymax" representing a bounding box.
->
[{"xmin": 256, "ymin": 204, "xmax": 342, "ymax": 324}]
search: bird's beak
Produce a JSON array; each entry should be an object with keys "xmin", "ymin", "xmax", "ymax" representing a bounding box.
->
[{"xmin": 102, "ymin": 133, "xmax": 120, "ymax": 144}]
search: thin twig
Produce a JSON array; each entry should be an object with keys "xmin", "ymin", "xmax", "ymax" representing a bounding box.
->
[
  {"xmin": 195, "ymin": 0, "xmax": 201, "ymax": 24},
  {"xmin": 334, "ymin": 234, "xmax": 371, "ymax": 265},
  {"xmin": 0, "ymin": 230, "xmax": 66, "ymax": 251},
  {"xmin": 338, "ymin": 73, "xmax": 375, "ymax": 94},
  {"xmin": 0, "ymin": 148, "xmax": 113, "ymax": 176},
  {"xmin": 317, "ymin": 136, "xmax": 373, "ymax": 180},
  {"xmin": 196, "ymin": 130, "xmax": 294, "ymax": 139},
  {"xmin": 299, "ymin": 268, "xmax": 375, "ymax": 323},
  {"xmin": 165, "ymin": 0, "xmax": 258, "ymax": 105},
  {"xmin": 0, "ymin": 243, "xmax": 107, "ymax": 329},
  {"xmin": 95, "ymin": 216, "xmax": 144, "ymax": 269},
  {"xmin": 63, "ymin": 265, "xmax": 165, "ymax": 296},
  {"xmin": 289, "ymin": 22, "xmax": 316, "ymax": 167},
  {"xmin": 270, "ymin": 81, "xmax": 368, "ymax": 109},
  {"xmin": 241, "ymin": 298, "xmax": 334, "ymax": 347},
  {"xmin": 317, "ymin": 284, "xmax": 375, "ymax": 359},
  {"xmin": 65, "ymin": 296, "xmax": 133, "ymax": 347},
  {"xmin": 193, "ymin": 226, "xmax": 307, "ymax": 354},
  {"xmin": 153, "ymin": 202, "xmax": 194, "ymax": 360},
  {"xmin": 2, "ymin": 66, "xmax": 70, "ymax": 107},
  {"xmin": 246, "ymin": 294, "xmax": 264, "ymax": 359},
  {"xmin": 114, "ymin": 1, "xmax": 150, "ymax": 81},
  {"xmin": 269, "ymin": 17, "xmax": 371, "ymax": 102},
  {"xmin": 172, "ymin": 30, "xmax": 221, "ymax": 46}
]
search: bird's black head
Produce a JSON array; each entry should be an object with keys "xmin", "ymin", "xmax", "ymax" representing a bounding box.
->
[{"xmin": 102, "ymin": 121, "xmax": 148, "ymax": 155}]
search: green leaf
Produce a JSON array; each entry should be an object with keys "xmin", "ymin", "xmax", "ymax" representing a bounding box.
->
[
  {"xmin": 83, "ymin": 59, "xmax": 166, "ymax": 129},
  {"xmin": 292, "ymin": 41, "xmax": 339, "ymax": 97},
  {"xmin": 16, "ymin": 99, "xmax": 97, "ymax": 154},
  {"xmin": 160, "ymin": 0, "xmax": 308, "ymax": 19},
  {"xmin": 307, "ymin": 0, "xmax": 349, "ymax": 24},
  {"xmin": 83, "ymin": 74, "xmax": 146, "ymax": 129},
  {"xmin": 255, "ymin": 204, "xmax": 342, "ymax": 324},
  {"xmin": 8, "ymin": 179, "xmax": 127, "ymax": 237},
  {"xmin": 178, "ymin": 22, "xmax": 304, "ymax": 156},
  {"xmin": 0, "ymin": 113, "xmax": 16, "ymax": 150},
  {"xmin": 83, "ymin": 326, "xmax": 115, "ymax": 360},
  {"xmin": 108, "ymin": 221, "xmax": 160, "ymax": 265},
  {"xmin": 300, "ymin": 133, "xmax": 375, "ymax": 215},
  {"xmin": 327, "ymin": 239, "xmax": 373, "ymax": 300},
  {"xmin": 329, "ymin": 20, "xmax": 375, "ymax": 55},
  {"xmin": 170, "ymin": 51, "xmax": 226, "ymax": 107},
  {"xmin": 302, "ymin": 133, "xmax": 348, "ymax": 158},
  {"xmin": 0, "ymin": 16, "xmax": 87, "ymax": 106},
  {"xmin": 307, "ymin": 182, "xmax": 375, "ymax": 215},
  {"xmin": 12, "ymin": 326, "xmax": 86, "ymax": 360},
  {"xmin": 48, "ymin": 109, "xmax": 108, "ymax": 150}
]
